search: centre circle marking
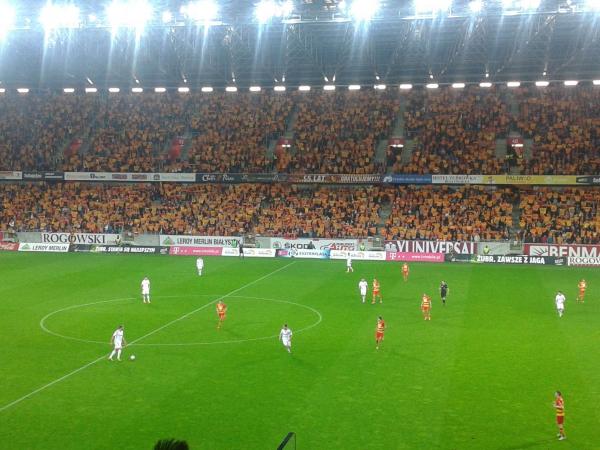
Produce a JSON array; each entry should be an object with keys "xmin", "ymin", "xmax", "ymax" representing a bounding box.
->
[{"xmin": 39, "ymin": 294, "xmax": 322, "ymax": 347}]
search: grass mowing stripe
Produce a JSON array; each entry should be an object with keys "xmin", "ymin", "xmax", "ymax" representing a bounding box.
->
[{"xmin": 0, "ymin": 260, "xmax": 296, "ymax": 414}]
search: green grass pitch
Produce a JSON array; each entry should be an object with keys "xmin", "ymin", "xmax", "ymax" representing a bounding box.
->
[{"xmin": 1, "ymin": 252, "xmax": 599, "ymax": 449}]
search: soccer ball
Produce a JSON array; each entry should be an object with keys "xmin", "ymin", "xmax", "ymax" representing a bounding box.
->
[{"xmin": 129, "ymin": 355, "xmax": 136, "ymax": 361}]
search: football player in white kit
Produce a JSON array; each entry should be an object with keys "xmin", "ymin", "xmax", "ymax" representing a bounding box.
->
[
  {"xmin": 141, "ymin": 277, "xmax": 151, "ymax": 304},
  {"xmin": 358, "ymin": 278, "xmax": 368, "ymax": 303},
  {"xmin": 108, "ymin": 325, "xmax": 127, "ymax": 361},
  {"xmin": 196, "ymin": 257, "xmax": 204, "ymax": 276},
  {"xmin": 346, "ymin": 256, "xmax": 354, "ymax": 273},
  {"xmin": 279, "ymin": 324, "xmax": 293, "ymax": 353},
  {"xmin": 555, "ymin": 291, "xmax": 566, "ymax": 318}
]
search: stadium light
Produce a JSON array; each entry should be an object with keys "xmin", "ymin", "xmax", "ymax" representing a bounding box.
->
[
  {"xmin": 564, "ymin": 80, "xmax": 578, "ymax": 86},
  {"xmin": 374, "ymin": 84, "xmax": 386, "ymax": 90},
  {"xmin": 161, "ymin": 10, "xmax": 172, "ymax": 23},
  {"xmin": 415, "ymin": 0, "xmax": 452, "ymax": 15},
  {"xmin": 452, "ymin": 82, "xmax": 466, "ymax": 89},
  {"xmin": 255, "ymin": 0, "xmax": 293, "ymax": 23},
  {"xmin": 506, "ymin": 81, "xmax": 520, "ymax": 87},
  {"xmin": 0, "ymin": 88, "xmax": 5, "ymax": 93},
  {"xmin": 469, "ymin": 0, "xmax": 483, "ymax": 13},
  {"xmin": 249, "ymin": 86, "xmax": 261, "ymax": 92},
  {"xmin": 106, "ymin": 1, "xmax": 153, "ymax": 30},
  {"xmin": 154, "ymin": 87, "xmax": 166, "ymax": 93},
  {"xmin": 521, "ymin": 0, "xmax": 541, "ymax": 10},
  {"xmin": 535, "ymin": 80, "xmax": 549, "ymax": 87},
  {"xmin": 108, "ymin": 87, "xmax": 120, "ymax": 93},
  {"xmin": 479, "ymin": 82, "xmax": 492, "ymax": 88},
  {"xmin": 348, "ymin": 84, "xmax": 361, "ymax": 90},
  {"xmin": 181, "ymin": 1, "xmax": 218, "ymax": 24},
  {"xmin": 323, "ymin": 85, "xmax": 336, "ymax": 91},
  {"xmin": 40, "ymin": 4, "xmax": 80, "ymax": 29},
  {"xmin": 225, "ymin": 86, "xmax": 238, "ymax": 92},
  {"xmin": 17, "ymin": 88, "xmax": 29, "ymax": 93},
  {"xmin": 85, "ymin": 87, "xmax": 98, "ymax": 93},
  {"xmin": 131, "ymin": 87, "xmax": 143, "ymax": 93},
  {"xmin": 0, "ymin": 2, "xmax": 16, "ymax": 37},
  {"xmin": 63, "ymin": 88, "xmax": 75, "ymax": 93},
  {"xmin": 349, "ymin": 0, "xmax": 380, "ymax": 21},
  {"xmin": 178, "ymin": 86, "xmax": 190, "ymax": 93},
  {"xmin": 200, "ymin": 86, "xmax": 212, "ymax": 92},
  {"xmin": 586, "ymin": 0, "xmax": 600, "ymax": 11},
  {"xmin": 274, "ymin": 86, "xmax": 286, "ymax": 92},
  {"xmin": 593, "ymin": 80, "xmax": 600, "ymax": 85},
  {"xmin": 426, "ymin": 83, "xmax": 439, "ymax": 89},
  {"xmin": 298, "ymin": 85, "xmax": 311, "ymax": 91},
  {"xmin": 399, "ymin": 83, "xmax": 413, "ymax": 90}
]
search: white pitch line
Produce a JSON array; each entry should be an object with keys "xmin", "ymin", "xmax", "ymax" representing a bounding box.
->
[{"xmin": 0, "ymin": 261, "xmax": 296, "ymax": 413}]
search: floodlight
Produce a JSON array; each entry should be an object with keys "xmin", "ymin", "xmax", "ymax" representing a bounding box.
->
[
  {"xmin": 323, "ymin": 85, "xmax": 336, "ymax": 91},
  {"xmin": 85, "ymin": 87, "xmax": 98, "ymax": 93},
  {"xmin": 348, "ymin": 84, "xmax": 361, "ymax": 90},
  {"xmin": 593, "ymin": 80, "xmax": 600, "ymax": 85},
  {"xmin": 452, "ymin": 82, "xmax": 466, "ymax": 89},
  {"xmin": 399, "ymin": 84, "xmax": 413, "ymax": 90},
  {"xmin": 281, "ymin": 0, "xmax": 294, "ymax": 17},
  {"xmin": 181, "ymin": 1, "xmax": 218, "ymax": 23},
  {"xmin": 506, "ymin": 81, "xmax": 520, "ymax": 87},
  {"xmin": 132, "ymin": 87, "xmax": 143, "ymax": 93},
  {"xmin": 416, "ymin": 0, "xmax": 452, "ymax": 15},
  {"xmin": 255, "ymin": 0, "xmax": 277, "ymax": 23},
  {"xmin": 274, "ymin": 86, "xmax": 286, "ymax": 92},
  {"xmin": 0, "ymin": 2, "xmax": 16, "ymax": 36},
  {"xmin": 154, "ymin": 87, "xmax": 166, "ymax": 93},
  {"xmin": 479, "ymin": 82, "xmax": 492, "ymax": 88},
  {"xmin": 200, "ymin": 86, "xmax": 213, "ymax": 92},
  {"xmin": 374, "ymin": 84, "xmax": 386, "ymax": 90},
  {"xmin": 586, "ymin": 0, "xmax": 600, "ymax": 11},
  {"xmin": 178, "ymin": 87, "xmax": 191, "ymax": 93},
  {"xmin": 249, "ymin": 86, "xmax": 261, "ymax": 92},
  {"xmin": 426, "ymin": 83, "xmax": 439, "ymax": 89},
  {"xmin": 108, "ymin": 87, "xmax": 120, "ymax": 93},
  {"xmin": 40, "ymin": 4, "xmax": 80, "ymax": 29},
  {"xmin": 350, "ymin": 0, "xmax": 380, "ymax": 21},
  {"xmin": 0, "ymin": 88, "xmax": 5, "ymax": 93},
  {"xmin": 161, "ymin": 10, "xmax": 172, "ymax": 23},
  {"xmin": 106, "ymin": 1, "xmax": 153, "ymax": 30},
  {"xmin": 564, "ymin": 80, "xmax": 578, "ymax": 86},
  {"xmin": 63, "ymin": 88, "xmax": 75, "ymax": 93},
  {"xmin": 17, "ymin": 88, "xmax": 29, "ymax": 93},
  {"xmin": 225, "ymin": 86, "xmax": 238, "ymax": 92},
  {"xmin": 298, "ymin": 85, "xmax": 311, "ymax": 91},
  {"xmin": 535, "ymin": 80, "xmax": 549, "ymax": 87},
  {"xmin": 469, "ymin": 0, "xmax": 483, "ymax": 13},
  {"xmin": 521, "ymin": 0, "xmax": 541, "ymax": 10}
]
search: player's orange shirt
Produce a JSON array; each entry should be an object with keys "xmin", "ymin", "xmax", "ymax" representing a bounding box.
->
[
  {"xmin": 376, "ymin": 320, "xmax": 385, "ymax": 333},
  {"xmin": 555, "ymin": 396, "xmax": 565, "ymax": 417},
  {"xmin": 579, "ymin": 281, "xmax": 587, "ymax": 291},
  {"xmin": 421, "ymin": 295, "xmax": 431, "ymax": 308},
  {"xmin": 373, "ymin": 280, "xmax": 380, "ymax": 292},
  {"xmin": 216, "ymin": 303, "xmax": 227, "ymax": 314},
  {"xmin": 402, "ymin": 264, "xmax": 409, "ymax": 274}
]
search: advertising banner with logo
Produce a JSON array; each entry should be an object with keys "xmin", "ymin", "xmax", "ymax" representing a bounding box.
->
[
  {"xmin": 21, "ymin": 171, "xmax": 64, "ymax": 181},
  {"xmin": 575, "ymin": 176, "xmax": 600, "ymax": 185},
  {"xmin": 386, "ymin": 252, "xmax": 445, "ymax": 263},
  {"xmin": 64, "ymin": 172, "xmax": 195, "ymax": 182},
  {"xmin": 483, "ymin": 175, "xmax": 579, "ymax": 185},
  {"xmin": 160, "ymin": 235, "xmax": 242, "ymax": 247},
  {"xmin": 0, "ymin": 242, "xmax": 19, "ymax": 251},
  {"xmin": 385, "ymin": 240, "xmax": 477, "ymax": 255},
  {"xmin": 271, "ymin": 238, "xmax": 358, "ymax": 251},
  {"xmin": 525, "ymin": 244, "xmax": 600, "ymax": 258},
  {"xmin": 432, "ymin": 175, "xmax": 484, "ymax": 184},
  {"xmin": 382, "ymin": 174, "xmax": 432, "ymax": 184},
  {"xmin": 241, "ymin": 248, "xmax": 276, "ymax": 258},
  {"xmin": 330, "ymin": 250, "xmax": 386, "ymax": 261},
  {"xmin": 41, "ymin": 233, "xmax": 120, "ymax": 245},
  {"xmin": 276, "ymin": 248, "xmax": 331, "ymax": 259},
  {"xmin": 89, "ymin": 245, "xmax": 169, "ymax": 254},
  {"xmin": 169, "ymin": 246, "xmax": 224, "ymax": 256},
  {"xmin": 568, "ymin": 256, "xmax": 600, "ymax": 266},
  {"xmin": 474, "ymin": 254, "xmax": 558, "ymax": 265},
  {"xmin": 0, "ymin": 171, "xmax": 22, "ymax": 180},
  {"xmin": 18, "ymin": 243, "xmax": 70, "ymax": 252}
]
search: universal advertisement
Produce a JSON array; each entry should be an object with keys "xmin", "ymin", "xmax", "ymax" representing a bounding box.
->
[
  {"xmin": 330, "ymin": 250, "xmax": 386, "ymax": 261},
  {"xmin": 18, "ymin": 243, "xmax": 70, "ymax": 252},
  {"xmin": 386, "ymin": 252, "xmax": 445, "ymax": 263},
  {"xmin": 276, "ymin": 248, "xmax": 331, "ymax": 259},
  {"xmin": 160, "ymin": 235, "xmax": 243, "ymax": 248},
  {"xmin": 385, "ymin": 240, "xmax": 477, "ymax": 255},
  {"xmin": 169, "ymin": 246, "xmax": 224, "ymax": 256},
  {"xmin": 41, "ymin": 233, "xmax": 120, "ymax": 245},
  {"xmin": 271, "ymin": 238, "xmax": 358, "ymax": 251},
  {"xmin": 525, "ymin": 244, "xmax": 600, "ymax": 258},
  {"xmin": 567, "ymin": 256, "xmax": 600, "ymax": 267}
]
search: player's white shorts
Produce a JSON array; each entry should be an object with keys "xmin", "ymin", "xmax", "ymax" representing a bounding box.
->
[
  {"xmin": 114, "ymin": 342, "xmax": 123, "ymax": 350},
  {"xmin": 142, "ymin": 289, "xmax": 150, "ymax": 295},
  {"xmin": 282, "ymin": 338, "xmax": 291, "ymax": 347}
]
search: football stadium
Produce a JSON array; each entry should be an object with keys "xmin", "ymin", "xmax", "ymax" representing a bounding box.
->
[{"xmin": 1, "ymin": 0, "xmax": 600, "ymax": 449}]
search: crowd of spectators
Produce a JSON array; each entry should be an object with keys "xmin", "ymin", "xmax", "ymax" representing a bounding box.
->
[{"xmin": 517, "ymin": 188, "xmax": 600, "ymax": 244}]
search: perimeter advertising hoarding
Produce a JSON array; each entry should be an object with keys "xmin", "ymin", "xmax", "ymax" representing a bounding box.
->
[
  {"xmin": 18, "ymin": 243, "xmax": 70, "ymax": 252},
  {"xmin": 169, "ymin": 246, "xmax": 225, "ymax": 256},
  {"xmin": 271, "ymin": 238, "xmax": 358, "ymax": 251},
  {"xmin": 276, "ymin": 249, "xmax": 331, "ymax": 259},
  {"xmin": 446, "ymin": 253, "xmax": 565, "ymax": 265},
  {"xmin": 0, "ymin": 242, "xmax": 19, "ymax": 251},
  {"xmin": 330, "ymin": 250, "xmax": 386, "ymax": 261},
  {"xmin": 386, "ymin": 252, "xmax": 445, "ymax": 263},
  {"xmin": 525, "ymin": 244, "xmax": 600, "ymax": 258},
  {"xmin": 41, "ymin": 233, "xmax": 120, "ymax": 245},
  {"xmin": 160, "ymin": 235, "xmax": 243, "ymax": 248},
  {"xmin": 241, "ymin": 248, "xmax": 276, "ymax": 258},
  {"xmin": 89, "ymin": 246, "xmax": 169, "ymax": 254},
  {"xmin": 385, "ymin": 240, "xmax": 477, "ymax": 255},
  {"xmin": 568, "ymin": 256, "xmax": 600, "ymax": 266}
]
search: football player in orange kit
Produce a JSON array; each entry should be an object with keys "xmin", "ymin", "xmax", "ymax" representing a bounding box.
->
[
  {"xmin": 577, "ymin": 279, "xmax": 587, "ymax": 303},
  {"xmin": 421, "ymin": 294, "xmax": 431, "ymax": 320},
  {"xmin": 375, "ymin": 316, "xmax": 385, "ymax": 350},
  {"xmin": 402, "ymin": 263, "xmax": 409, "ymax": 282},
  {"xmin": 372, "ymin": 278, "xmax": 382, "ymax": 304},
  {"xmin": 553, "ymin": 391, "xmax": 566, "ymax": 440},
  {"xmin": 216, "ymin": 300, "xmax": 227, "ymax": 329}
]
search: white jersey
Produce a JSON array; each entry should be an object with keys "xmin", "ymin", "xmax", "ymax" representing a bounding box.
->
[
  {"xmin": 196, "ymin": 258, "xmax": 204, "ymax": 269},
  {"xmin": 346, "ymin": 257, "xmax": 352, "ymax": 267},
  {"xmin": 112, "ymin": 329, "xmax": 124, "ymax": 348},
  {"xmin": 359, "ymin": 280, "xmax": 368, "ymax": 295},
  {"xmin": 141, "ymin": 278, "xmax": 150, "ymax": 294},
  {"xmin": 555, "ymin": 293, "xmax": 566, "ymax": 309},
  {"xmin": 280, "ymin": 328, "xmax": 292, "ymax": 343}
]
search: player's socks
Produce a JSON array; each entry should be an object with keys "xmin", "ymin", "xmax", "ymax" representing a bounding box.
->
[
  {"xmin": 117, "ymin": 349, "xmax": 122, "ymax": 360},
  {"xmin": 109, "ymin": 350, "xmax": 116, "ymax": 360}
]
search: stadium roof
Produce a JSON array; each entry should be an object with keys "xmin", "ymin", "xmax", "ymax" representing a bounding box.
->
[{"xmin": 1, "ymin": 0, "xmax": 600, "ymax": 89}]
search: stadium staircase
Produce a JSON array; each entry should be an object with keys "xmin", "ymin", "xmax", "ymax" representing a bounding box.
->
[
  {"xmin": 509, "ymin": 189, "xmax": 522, "ymax": 239},
  {"xmin": 377, "ymin": 199, "xmax": 393, "ymax": 235},
  {"xmin": 379, "ymin": 100, "xmax": 413, "ymax": 172},
  {"xmin": 267, "ymin": 104, "xmax": 299, "ymax": 164}
]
